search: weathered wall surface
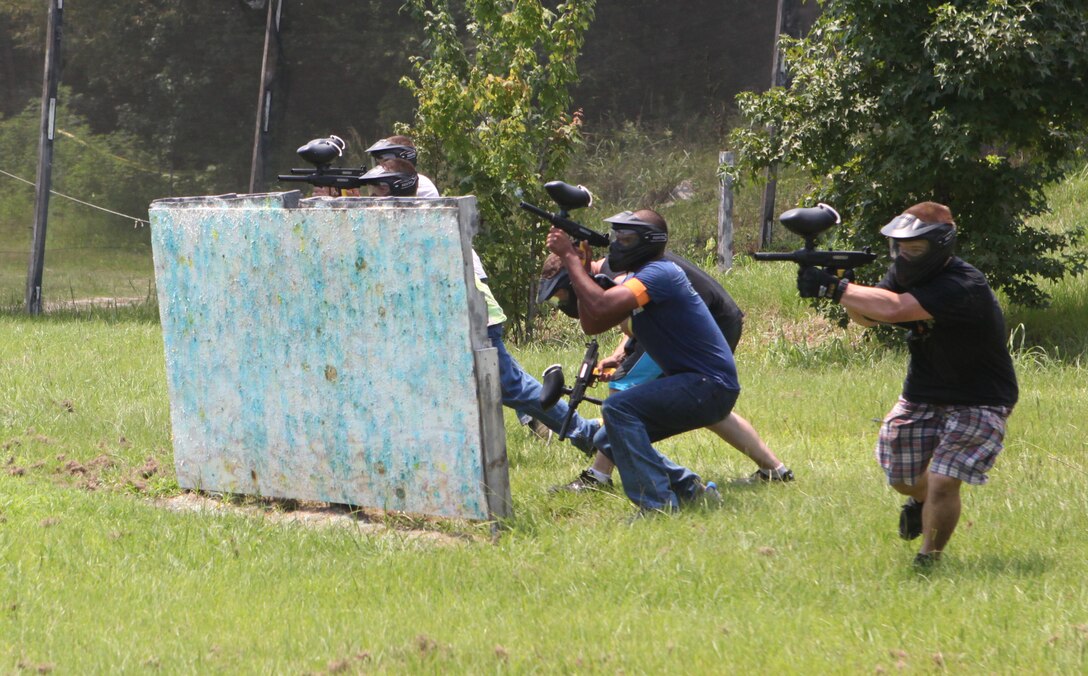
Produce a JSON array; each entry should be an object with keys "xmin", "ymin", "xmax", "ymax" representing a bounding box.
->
[{"xmin": 149, "ymin": 192, "xmax": 508, "ymax": 520}]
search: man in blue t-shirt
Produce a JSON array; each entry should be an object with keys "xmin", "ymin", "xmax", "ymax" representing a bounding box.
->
[
  {"xmin": 538, "ymin": 251, "xmax": 793, "ymax": 491},
  {"xmin": 547, "ymin": 209, "xmax": 740, "ymax": 514}
]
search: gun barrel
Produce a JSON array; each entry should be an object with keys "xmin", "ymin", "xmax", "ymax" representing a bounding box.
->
[
  {"xmin": 518, "ymin": 201, "xmax": 551, "ymax": 220},
  {"xmin": 750, "ymin": 249, "xmax": 877, "ymax": 267},
  {"xmin": 750, "ymin": 251, "xmax": 800, "ymax": 262},
  {"xmin": 277, "ymin": 173, "xmax": 367, "ymax": 189},
  {"xmin": 519, "ymin": 201, "xmax": 610, "ymax": 247}
]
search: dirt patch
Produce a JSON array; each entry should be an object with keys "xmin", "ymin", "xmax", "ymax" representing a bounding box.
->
[
  {"xmin": 43, "ymin": 296, "xmax": 147, "ymax": 311},
  {"xmin": 156, "ymin": 492, "xmax": 482, "ymax": 546}
]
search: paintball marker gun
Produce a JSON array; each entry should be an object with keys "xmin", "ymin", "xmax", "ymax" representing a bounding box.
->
[
  {"xmin": 277, "ymin": 135, "xmax": 370, "ymax": 191},
  {"xmin": 519, "ymin": 181, "xmax": 610, "ymax": 247},
  {"xmin": 538, "ymin": 340, "xmax": 610, "ymax": 447},
  {"xmin": 751, "ymin": 203, "xmax": 877, "ymax": 276}
]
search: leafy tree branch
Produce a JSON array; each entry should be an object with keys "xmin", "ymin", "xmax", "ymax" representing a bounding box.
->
[{"xmin": 728, "ymin": 0, "xmax": 1088, "ymax": 306}]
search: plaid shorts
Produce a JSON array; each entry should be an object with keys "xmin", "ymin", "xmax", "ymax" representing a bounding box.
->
[{"xmin": 875, "ymin": 397, "xmax": 1012, "ymax": 486}]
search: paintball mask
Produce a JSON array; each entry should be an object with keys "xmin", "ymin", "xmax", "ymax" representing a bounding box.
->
[
  {"xmin": 359, "ymin": 162, "xmax": 418, "ymax": 196},
  {"xmin": 604, "ymin": 211, "xmax": 668, "ymax": 272},
  {"xmin": 364, "ymin": 138, "xmax": 418, "ymax": 166},
  {"xmin": 880, "ymin": 214, "xmax": 956, "ymax": 288},
  {"xmin": 537, "ymin": 269, "xmax": 619, "ymax": 319},
  {"xmin": 538, "ymin": 269, "xmax": 580, "ymax": 318}
]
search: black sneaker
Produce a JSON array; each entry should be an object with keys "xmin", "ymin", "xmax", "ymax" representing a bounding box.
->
[
  {"xmin": 749, "ymin": 467, "xmax": 795, "ymax": 483},
  {"xmin": 899, "ymin": 498, "xmax": 924, "ymax": 540},
  {"xmin": 913, "ymin": 551, "xmax": 940, "ymax": 568},
  {"xmin": 549, "ymin": 469, "xmax": 613, "ymax": 493}
]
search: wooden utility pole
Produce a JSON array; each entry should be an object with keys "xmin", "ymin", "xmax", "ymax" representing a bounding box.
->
[
  {"xmin": 249, "ymin": 0, "xmax": 284, "ymax": 193},
  {"xmin": 717, "ymin": 151, "xmax": 735, "ymax": 271},
  {"xmin": 758, "ymin": 0, "xmax": 799, "ymax": 247},
  {"xmin": 26, "ymin": 0, "xmax": 63, "ymax": 315}
]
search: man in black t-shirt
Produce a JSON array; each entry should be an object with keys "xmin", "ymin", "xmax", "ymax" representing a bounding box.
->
[{"xmin": 799, "ymin": 202, "xmax": 1017, "ymax": 566}]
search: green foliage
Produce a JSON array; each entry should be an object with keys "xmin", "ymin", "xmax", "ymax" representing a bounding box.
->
[
  {"xmin": 728, "ymin": 0, "xmax": 1088, "ymax": 306},
  {"xmin": 401, "ymin": 0, "xmax": 596, "ymax": 335},
  {"xmin": 0, "ymin": 94, "xmax": 197, "ymax": 302},
  {"xmin": 0, "ymin": 0, "xmax": 42, "ymax": 117},
  {"xmin": 0, "ymin": 93, "xmax": 217, "ymax": 239},
  {"xmin": 565, "ymin": 120, "xmax": 813, "ymax": 263}
]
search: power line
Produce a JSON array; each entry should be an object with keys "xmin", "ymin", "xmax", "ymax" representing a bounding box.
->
[{"xmin": 0, "ymin": 168, "xmax": 149, "ymax": 227}]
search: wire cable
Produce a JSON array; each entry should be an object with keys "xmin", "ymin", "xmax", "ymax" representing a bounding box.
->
[{"xmin": 0, "ymin": 168, "xmax": 150, "ymax": 227}]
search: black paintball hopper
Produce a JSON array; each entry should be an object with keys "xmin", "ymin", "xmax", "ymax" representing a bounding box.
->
[
  {"xmin": 544, "ymin": 181, "xmax": 593, "ymax": 212},
  {"xmin": 540, "ymin": 364, "xmax": 566, "ymax": 409},
  {"xmin": 778, "ymin": 203, "xmax": 841, "ymax": 240},
  {"xmin": 297, "ymin": 135, "xmax": 345, "ymax": 168},
  {"xmin": 539, "ymin": 363, "xmax": 604, "ymax": 410}
]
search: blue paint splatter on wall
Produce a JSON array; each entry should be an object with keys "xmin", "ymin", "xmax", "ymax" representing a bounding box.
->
[{"xmin": 149, "ymin": 194, "xmax": 505, "ymax": 520}]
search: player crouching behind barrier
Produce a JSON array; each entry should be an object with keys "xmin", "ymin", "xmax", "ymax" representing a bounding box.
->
[
  {"xmin": 546, "ymin": 209, "xmax": 745, "ymax": 516},
  {"xmin": 361, "ymin": 139, "xmax": 603, "ymax": 456},
  {"xmin": 538, "ymin": 249, "xmax": 793, "ymax": 493}
]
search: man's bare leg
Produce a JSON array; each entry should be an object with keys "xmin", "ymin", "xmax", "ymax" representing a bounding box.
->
[
  {"xmin": 593, "ymin": 413, "xmax": 785, "ymax": 476},
  {"xmin": 590, "ymin": 452, "xmax": 615, "ymax": 475},
  {"xmin": 891, "ymin": 474, "xmax": 928, "ymax": 502},
  {"xmin": 707, "ymin": 413, "xmax": 783, "ymax": 471},
  {"xmin": 920, "ymin": 473, "xmax": 962, "ymax": 555}
]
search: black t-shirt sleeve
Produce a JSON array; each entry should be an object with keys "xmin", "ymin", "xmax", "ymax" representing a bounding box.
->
[{"xmin": 909, "ymin": 274, "xmax": 986, "ymax": 325}]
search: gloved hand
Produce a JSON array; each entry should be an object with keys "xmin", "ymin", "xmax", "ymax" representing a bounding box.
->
[{"xmin": 797, "ymin": 266, "xmax": 845, "ymax": 301}]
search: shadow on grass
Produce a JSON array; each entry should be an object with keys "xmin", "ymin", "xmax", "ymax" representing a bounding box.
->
[{"xmin": 911, "ymin": 551, "xmax": 1053, "ymax": 579}]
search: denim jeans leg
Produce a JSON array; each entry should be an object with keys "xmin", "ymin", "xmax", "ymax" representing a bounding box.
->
[
  {"xmin": 602, "ymin": 373, "xmax": 737, "ymax": 510},
  {"xmin": 488, "ymin": 324, "xmax": 599, "ymax": 454}
]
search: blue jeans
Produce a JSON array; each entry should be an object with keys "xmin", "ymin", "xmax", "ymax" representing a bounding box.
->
[
  {"xmin": 598, "ymin": 373, "xmax": 738, "ymax": 510},
  {"xmin": 489, "ymin": 324, "xmax": 599, "ymax": 455}
]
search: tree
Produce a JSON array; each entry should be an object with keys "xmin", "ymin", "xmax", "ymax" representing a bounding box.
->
[
  {"xmin": 400, "ymin": 0, "xmax": 595, "ymax": 335},
  {"xmin": 728, "ymin": 0, "xmax": 1088, "ymax": 306},
  {"xmin": 0, "ymin": 0, "xmax": 44, "ymax": 118}
]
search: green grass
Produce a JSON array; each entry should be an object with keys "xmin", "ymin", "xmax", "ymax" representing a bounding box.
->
[
  {"xmin": 2, "ymin": 276, "xmax": 1087, "ymax": 673},
  {"xmin": 1, "ymin": 130, "xmax": 1086, "ymax": 671},
  {"xmin": 0, "ymin": 243, "xmax": 155, "ymax": 306},
  {"xmin": 1003, "ymin": 163, "xmax": 1088, "ymax": 360}
]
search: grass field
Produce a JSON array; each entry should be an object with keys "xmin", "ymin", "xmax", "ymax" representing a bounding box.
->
[
  {"xmin": 2, "ymin": 139, "xmax": 1086, "ymax": 671},
  {"xmin": 1, "ymin": 256, "xmax": 1086, "ymax": 672}
]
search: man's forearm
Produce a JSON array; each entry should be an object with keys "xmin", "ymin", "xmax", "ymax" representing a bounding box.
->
[{"xmin": 840, "ymin": 284, "xmax": 931, "ymax": 324}]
